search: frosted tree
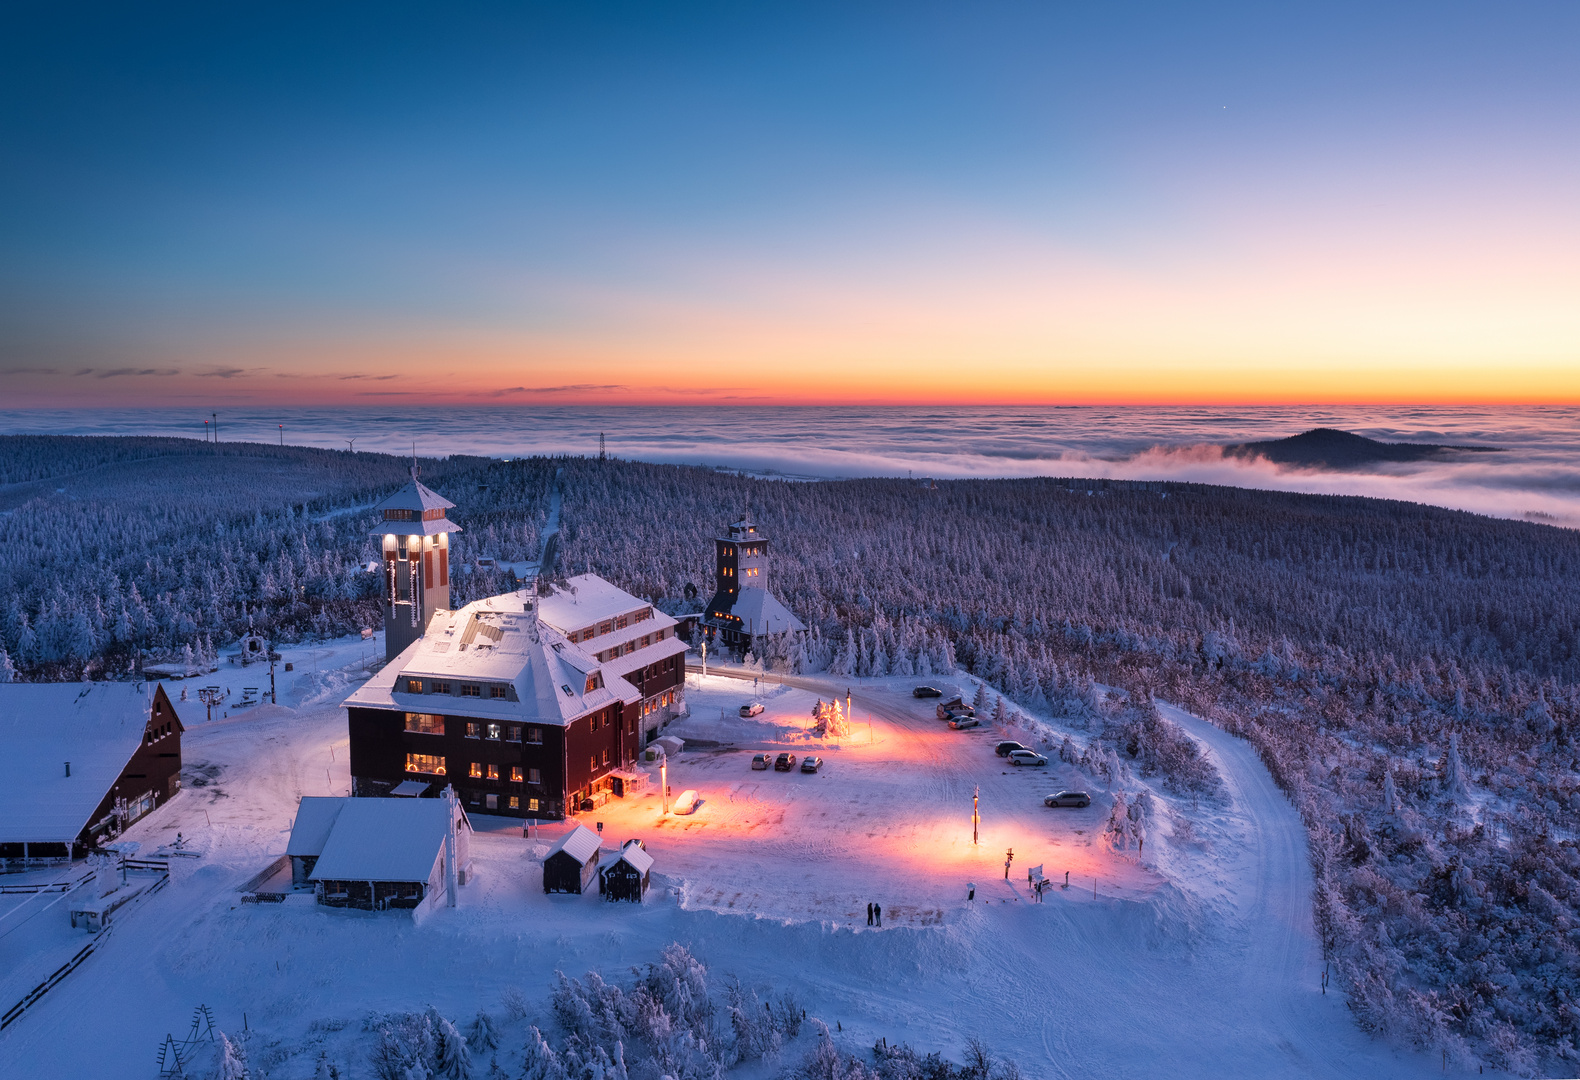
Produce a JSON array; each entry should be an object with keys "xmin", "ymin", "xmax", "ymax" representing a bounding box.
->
[
  {"xmin": 0, "ymin": 645, "xmax": 13, "ymax": 683},
  {"xmin": 1443, "ymin": 732, "xmax": 1467, "ymax": 800},
  {"xmin": 521, "ymin": 1027, "xmax": 566, "ymax": 1080},
  {"xmin": 1382, "ymin": 764, "xmax": 1398, "ymax": 816},
  {"xmin": 972, "ymin": 682, "xmax": 989, "ymax": 713},
  {"xmin": 468, "ymin": 1011, "xmax": 499, "ymax": 1052},
  {"xmin": 218, "ymin": 1032, "xmax": 249, "ymax": 1080},
  {"xmin": 434, "ymin": 1016, "xmax": 472, "ymax": 1080}
]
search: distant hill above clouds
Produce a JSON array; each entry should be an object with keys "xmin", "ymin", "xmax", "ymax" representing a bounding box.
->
[{"xmin": 1223, "ymin": 427, "xmax": 1503, "ymax": 470}]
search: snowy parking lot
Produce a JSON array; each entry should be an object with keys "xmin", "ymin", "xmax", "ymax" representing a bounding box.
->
[{"xmin": 0, "ymin": 644, "xmax": 1455, "ymax": 1078}]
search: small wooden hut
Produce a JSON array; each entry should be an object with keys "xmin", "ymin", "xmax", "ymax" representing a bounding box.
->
[
  {"xmin": 599, "ymin": 840, "xmax": 653, "ymax": 902},
  {"xmin": 542, "ymin": 824, "xmax": 602, "ymax": 894}
]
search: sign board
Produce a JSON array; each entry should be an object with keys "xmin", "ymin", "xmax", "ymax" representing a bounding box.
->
[{"xmin": 1028, "ymin": 864, "xmax": 1044, "ymax": 883}]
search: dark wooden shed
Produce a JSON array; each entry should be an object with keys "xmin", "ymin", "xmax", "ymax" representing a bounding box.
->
[
  {"xmin": 599, "ymin": 841, "xmax": 652, "ymax": 902},
  {"xmin": 542, "ymin": 824, "xmax": 602, "ymax": 894}
]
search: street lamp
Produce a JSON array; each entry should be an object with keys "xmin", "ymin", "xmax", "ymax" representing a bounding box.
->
[
  {"xmin": 973, "ymin": 785, "xmax": 980, "ymax": 845},
  {"xmin": 660, "ymin": 752, "xmax": 669, "ymax": 815}
]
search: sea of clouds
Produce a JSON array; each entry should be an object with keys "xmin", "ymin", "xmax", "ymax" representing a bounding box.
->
[{"xmin": 3, "ymin": 404, "xmax": 1577, "ymax": 527}]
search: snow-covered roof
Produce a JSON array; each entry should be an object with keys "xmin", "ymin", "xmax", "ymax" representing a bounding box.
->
[
  {"xmin": 343, "ymin": 596, "xmax": 641, "ymax": 726},
  {"xmin": 286, "ymin": 796, "xmax": 344, "ymax": 858},
  {"xmin": 307, "ymin": 797, "xmax": 466, "ymax": 883},
  {"xmin": 536, "ymin": 575, "xmax": 662, "ymax": 634},
  {"xmin": 602, "ymin": 843, "xmax": 653, "ymax": 874},
  {"xmin": 368, "ymin": 471, "xmax": 463, "ymax": 538},
  {"xmin": 390, "ymin": 780, "xmax": 429, "ymax": 796},
  {"xmin": 597, "ymin": 634, "xmax": 690, "ymax": 681},
  {"xmin": 544, "ymin": 823, "xmax": 601, "ymax": 866},
  {"xmin": 0, "ymin": 683, "xmax": 156, "ymax": 844},
  {"xmin": 722, "ymin": 587, "xmax": 806, "ymax": 637}
]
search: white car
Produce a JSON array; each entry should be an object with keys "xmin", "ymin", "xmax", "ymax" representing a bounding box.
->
[
  {"xmin": 672, "ymin": 789, "xmax": 701, "ymax": 814},
  {"xmin": 1008, "ymin": 750, "xmax": 1048, "ymax": 767},
  {"xmin": 740, "ymin": 702, "xmax": 765, "ymax": 717}
]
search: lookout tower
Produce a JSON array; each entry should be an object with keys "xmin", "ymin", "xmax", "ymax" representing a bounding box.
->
[
  {"xmin": 704, "ymin": 517, "xmax": 803, "ymax": 651},
  {"xmin": 372, "ymin": 464, "xmax": 462, "ymax": 661}
]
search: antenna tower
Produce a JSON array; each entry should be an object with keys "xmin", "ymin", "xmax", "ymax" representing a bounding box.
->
[{"xmin": 599, "ymin": 432, "xmax": 607, "ymax": 461}]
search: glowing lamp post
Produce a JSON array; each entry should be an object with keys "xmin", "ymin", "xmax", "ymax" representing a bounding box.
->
[
  {"xmin": 973, "ymin": 785, "xmax": 980, "ymax": 845},
  {"xmin": 660, "ymin": 752, "xmax": 669, "ymax": 816}
]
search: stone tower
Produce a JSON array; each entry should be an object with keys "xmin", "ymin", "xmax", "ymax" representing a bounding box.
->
[{"xmin": 371, "ymin": 464, "xmax": 462, "ymax": 661}]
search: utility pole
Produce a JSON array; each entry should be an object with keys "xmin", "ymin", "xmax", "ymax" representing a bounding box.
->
[
  {"xmin": 278, "ymin": 424, "xmax": 283, "ymax": 445},
  {"xmin": 212, "ymin": 412, "xmax": 218, "ymax": 443}
]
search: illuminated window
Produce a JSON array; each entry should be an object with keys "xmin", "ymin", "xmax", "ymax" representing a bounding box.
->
[
  {"xmin": 486, "ymin": 764, "xmax": 499, "ymax": 780},
  {"xmin": 506, "ymin": 725, "xmax": 522, "ymax": 742},
  {"xmin": 585, "ymin": 673, "xmax": 603, "ymax": 693},
  {"xmin": 485, "ymin": 723, "xmax": 502, "ymax": 740},
  {"xmin": 461, "ymin": 684, "xmax": 481, "ymax": 698},
  {"xmin": 528, "ymin": 798, "xmax": 539, "ymax": 812},
  {"xmin": 406, "ymin": 753, "xmax": 445, "ymax": 775},
  {"xmin": 405, "ymin": 679, "xmax": 423, "ymax": 693},
  {"xmin": 404, "ymin": 713, "xmax": 444, "ymax": 734},
  {"xmin": 529, "ymin": 768, "xmax": 541, "ymax": 784},
  {"xmin": 490, "ymin": 685, "xmax": 507, "ymax": 700},
  {"xmin": 511, "ymin": 766, "xmax": 523, "ymax": 782},
  {"xmin": 466, "ymin": 722, "xmax": 481, "ymax": 739},
  {"xmin": 508, "ymin": 796, "xmax": 519, "ymax": 809},
  {"xmin": 469, "ymin": 762, "xmax": 483, "ymax": 778}
]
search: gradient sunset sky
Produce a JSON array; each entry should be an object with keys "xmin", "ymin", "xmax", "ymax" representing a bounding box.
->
[{"xmin": 2, "ymin": 2, "xmax": 1577, "ymax": 408}]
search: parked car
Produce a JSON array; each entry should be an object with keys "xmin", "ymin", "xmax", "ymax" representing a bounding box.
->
[
  {"xmin": 774, "ymin": 753, "xmax": 797, "ymax": 771},
  {"xmin": 949, "ymin": 716, "xmax": 980, "ymax": 730},
  {"xmin": 995, "ymin": 741, "xmax": 1027, "ymax": 757},
  {"xmin": 672, "ymin": 789, "xmax": 700, "ymax": 814},
  {"xmin": 1008, "ymin": 750, "xmax": 1048, "ymax": 767},
  {"xmin": 800, "ymin": 756, "xmax": 823, "ymax": 773},
  {"xmin": 912, "ymin": 686, "xmax": 943, "ymax": 698},
  {"xmin": 740, "ymin": 702, "xmax": 765, "ymax": 717},
  {"xmin": 751, "ymin": 753, "xmax": 771, "ymax": 770},
  {"xmin": 936, "ymin": 697, "xmax": 974, "ymax": 720},
  {"xmin": 1044, "ymin": 790, "xmax": 1092, "ymax": 808}
]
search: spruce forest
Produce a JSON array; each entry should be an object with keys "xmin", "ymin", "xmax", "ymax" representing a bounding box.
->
[{"xmin": 2, "ymin": 435, "xmax": 1579, "ymax": 1071}]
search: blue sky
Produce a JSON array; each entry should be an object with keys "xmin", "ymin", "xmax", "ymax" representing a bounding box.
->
[{"xmin": 2, "ymin": 2, "xmax": 1577, "ymax": 405}]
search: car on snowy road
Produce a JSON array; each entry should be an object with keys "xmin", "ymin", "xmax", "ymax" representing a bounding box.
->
[
  {"xmin": 672, "ymin": 789, "xmax": 700, "ymax": 814},
  {"xmin": 800, "ymin": 756, "xmax": 823, "ymax": 773},
  {"xmin": 948, "ymin": 716, "xmax": 980, "ymax": 730},
  {"xmin": 1044, "ymin": 790, "xmax": 1091, "ymax": 808},
  {"xmin": 1008, "ymin": 750, "xmax": 1048, "ymax": 767},
  {"xmin": 995, "ymin": 741, "xmax": 1027, "ymax": 757},
  {"xmin": 774, "ymin": 753, "xmax": 797, "ymax": 771},
  {"xmin": 740, "ymin": 702, "xmax": 765, "ymax": 717},
  {"xmin": 751, "ymin": 753, "xmax": 771, "ymax": 770},
  {"xmin": 912, "ymin": 686, "xmax": 943, "ymax": 698}
]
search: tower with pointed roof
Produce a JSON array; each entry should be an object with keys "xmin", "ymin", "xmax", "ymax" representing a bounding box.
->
[
  {"xmin": 372, "ymin": 463, "xmax": 463, "ymax": 661},
  {"xmin": 704, "ymin": 516, "xmax": 804, "ymax": 651}
]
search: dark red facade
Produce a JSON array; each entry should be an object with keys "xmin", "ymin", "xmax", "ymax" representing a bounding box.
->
[{"xmin": 349, "ymin": 651, "xmax": 682, "ymax": 820}]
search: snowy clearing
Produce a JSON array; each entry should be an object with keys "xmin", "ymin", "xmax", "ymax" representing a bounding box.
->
[{"xmin": 0, "ymin": 653, "xmax": 1463, "ymax": 1078}]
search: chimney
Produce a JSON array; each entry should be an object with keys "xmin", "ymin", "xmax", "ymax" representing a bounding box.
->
[{"xmin": 65, "ymin": 761, "xmax": 71, "ymax": 778}]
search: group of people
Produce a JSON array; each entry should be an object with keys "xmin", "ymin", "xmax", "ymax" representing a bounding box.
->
[{"xmin": 866, "ymin": 901, "xmax": 883, "ymax": 926}]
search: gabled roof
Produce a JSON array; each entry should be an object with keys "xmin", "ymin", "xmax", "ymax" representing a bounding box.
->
[
  {"xmin": 286, "ymin": 796, "xmax": 345, "ymax": 858},
  {"xmin": 719, "ymin": 586, "xmax": 806, "ymax": 636},
  {"xmin": 308, "ymin": 797, "xmax": 466, "ymax": 882},
  {"xmin": 537, "ymin": 575, "xmax": 659, "ymax": 633},
  {"xmin": 344, "ymin": 593, "xmax": 641, "ymax": 725},
  {"xmin": 603, "ymin": 843, "xmax": 653, "ymax": 874},
  {"xmin": 544, "ymin": 823, "xmax": 602, "ymax": 866},
  {"xmin": 0, "ymin": 683, "xmax": 156, "ymax": 844}
]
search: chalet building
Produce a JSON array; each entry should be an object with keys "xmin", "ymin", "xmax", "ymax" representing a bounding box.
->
[
  {"xmin": 0, "ymin": 683, "xmax": 183, "ymax": 864},
  {"xmin": 284, "ymin": 791, "xmax": 472, "ymax": 914},
  {"xmin": 704, "ymin": 517, "xmax": 805, "ymax": 651},
  {"xmin": 373, "ymin": 464, "xmax": 462, "ymax": 663},
  {"xmin": 344, "ymin": 574, "xmax": 687, "ymax": 821}
]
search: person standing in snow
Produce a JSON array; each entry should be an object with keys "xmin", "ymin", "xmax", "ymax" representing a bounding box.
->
[
  {"xmin": 867, "ymin": 901, "xmax": 874, "ymax": 926},
  {"xmin": 875, "ymin": 902, "xmax": 882, "ymax": 927}
]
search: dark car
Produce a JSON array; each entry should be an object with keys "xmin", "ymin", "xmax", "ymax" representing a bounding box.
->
[
  {"xmin": 1044, "ymin": 791, "xmax": 1092, "ymax": 808},
  {"xmin": 800, "ymin": 756, "xmax": 823, "ymax": 773},
  {"xmin": 995, "ymin": 741, "xmax": 1027, "ymax": 757},
  {"xmin": 774, "ymin": 752, "xmax": 797, "ymax": 771},
  {"xmin": 913, "ymin": 686, "xmax": 943, "ymax": 698}
]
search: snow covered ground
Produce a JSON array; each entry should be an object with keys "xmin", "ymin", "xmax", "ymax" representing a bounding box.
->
[{"xmin": 0, "ymin": 649, "xmax": 1472, "ymax": 1078}]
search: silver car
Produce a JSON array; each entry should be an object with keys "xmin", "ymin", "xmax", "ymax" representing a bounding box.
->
[
  {"xmin": 1044, "ymin": 790, "xmax": 1091, "ymax": 808},
  {"xmin": 1008, "ymin": 749, "xmax": 1048, "ymax": 767}
]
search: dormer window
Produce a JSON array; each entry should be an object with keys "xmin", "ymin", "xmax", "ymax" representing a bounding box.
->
[{"xmin": 585, "ymin": 673, "xmax": 603, "ymax": 693}]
